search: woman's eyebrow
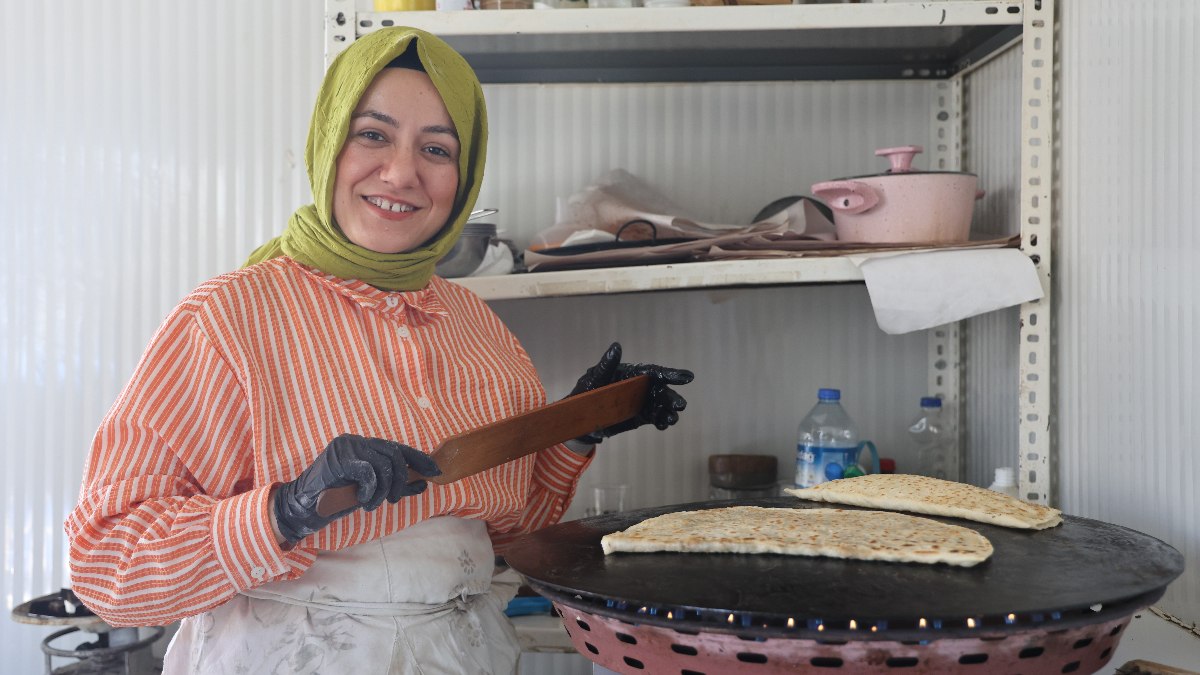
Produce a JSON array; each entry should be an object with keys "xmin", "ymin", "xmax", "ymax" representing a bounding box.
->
[
  {"xmin": 352, "ymin": 110, "xmax": 398, "ymax": 127},
  {"xmin": 351, "ymin": 111, "xmax": 458, "ymax": 140},
  {"xmin": 424, "ymin": 124, "xmax": 459, "ymax": 140}
]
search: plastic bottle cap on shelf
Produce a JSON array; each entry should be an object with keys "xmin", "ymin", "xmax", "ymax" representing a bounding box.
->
[
  {"xmin": 879, "ymin": 458, "xmax": 896, "ymax": 474},
  {"xmin": 920, "ymin": 397, "xmax": 942, "ymax": 408},
  {"xmin": 818, "ymin": 388, "xmax": 841, "ymax": 401}
]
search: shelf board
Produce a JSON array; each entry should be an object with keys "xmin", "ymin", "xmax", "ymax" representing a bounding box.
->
[
  {"xmin": 449, "ymin": 256, "xmax": 869, "ymax": 300},
  {"xmin": 349, "ymin": 1, "xmax": 1023, "ymax": 83}
]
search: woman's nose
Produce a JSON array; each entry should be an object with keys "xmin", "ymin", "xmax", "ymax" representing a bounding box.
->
[{"xmin": 379, "ymin": 149, "xmax": 419, "ymax": 187}]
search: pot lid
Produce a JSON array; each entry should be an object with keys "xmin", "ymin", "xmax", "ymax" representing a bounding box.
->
[{"xmin": 838, "ymin": 145, "xmax": 977, "ymax": 180}]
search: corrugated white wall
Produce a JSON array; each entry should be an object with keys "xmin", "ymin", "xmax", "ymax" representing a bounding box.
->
[
  {"xmin": 4, "ymin": 0, "xmax": 1197, "ymax": 671},
  {"xmin": 1, "ymin": 0, "xmax": 324, "ymax": 670},
  {"xmin": 964, "ymin": 46, "xmax": 1023, "ymax": 490},
  {"xmin": 1057, "ymin": 0, "xmax": 1199, "ymax": 623}
]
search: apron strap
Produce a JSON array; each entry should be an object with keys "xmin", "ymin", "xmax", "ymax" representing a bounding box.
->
[{"xmin": 239, "ymin": 585, "xmax": 488, "ymax": 618}]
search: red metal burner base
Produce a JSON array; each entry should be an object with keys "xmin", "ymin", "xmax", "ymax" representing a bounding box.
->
[{"xmin": 554, "ymin": 603, "xmax": 1130, "ymax": 675}]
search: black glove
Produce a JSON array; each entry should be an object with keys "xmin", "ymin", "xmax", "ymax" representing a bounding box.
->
[
  {"xmin": 273, "ymin": 434, "xmax": 441, "ymax": 544},
  {"xmin": 569, "ymin": 342, "xmax": 694, "ymax": 445}
]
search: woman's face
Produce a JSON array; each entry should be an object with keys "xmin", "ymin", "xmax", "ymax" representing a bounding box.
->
[{"xmin": 332, "ymin": 67, "xmax": 461, "ymax": 254}]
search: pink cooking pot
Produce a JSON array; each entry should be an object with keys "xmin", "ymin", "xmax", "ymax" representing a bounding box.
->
[{"xmin": 811, "ymin": 145, "xmax": 984, "ymax": 244}]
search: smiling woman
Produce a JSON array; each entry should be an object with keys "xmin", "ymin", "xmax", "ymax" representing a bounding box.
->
[{"xmin": 62, "ymin": 25, "xmax": 693, "ymax": 675}]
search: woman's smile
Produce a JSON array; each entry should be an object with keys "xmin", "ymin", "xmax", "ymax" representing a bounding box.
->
[{"xmin": 364, "ymin": 195, "xmax": 419, "ymax": 215}]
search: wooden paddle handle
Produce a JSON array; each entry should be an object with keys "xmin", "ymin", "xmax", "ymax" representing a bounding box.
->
[
  {"xmin": 316, "ymin": 472, "xmax": 427, "ymax": 518},
  {"xmin": 314, "ymin": 375, "xmax": 650, "ymax": 518}
]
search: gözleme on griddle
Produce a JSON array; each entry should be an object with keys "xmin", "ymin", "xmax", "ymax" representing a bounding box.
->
[
  {"xmin": 601, "ymin": 474, "xmax": 1062, "ymax": 567},
  {"xmin": 784, "ymin": 473, "xmax": 1062, "ymax": 530},
  {"xmin": 600, "ymin": 506, "xmax": 993, "ymax": 567}
]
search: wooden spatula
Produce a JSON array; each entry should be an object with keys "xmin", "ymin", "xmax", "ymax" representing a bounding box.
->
[{"xmin": 315, "ymin": 375, "xmax": 650, "ymax": 517}]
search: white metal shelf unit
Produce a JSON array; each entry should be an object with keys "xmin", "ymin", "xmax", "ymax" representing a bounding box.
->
[
  {"xmin": 1014, "ymin": 0, "xmax": 1054, "ymax": 505},
  {"xmin": 321, "ymin": 0, "xmax": 1054, "ymax": 504}
]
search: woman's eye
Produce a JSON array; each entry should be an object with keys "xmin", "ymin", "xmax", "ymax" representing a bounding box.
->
[
  {"xmin": 424, "ymin": 145, "xmax": 453, "ymax": 159},
  {"xmin": 358, "ymin": 130, "xmax": 387, "ymax": 143}
]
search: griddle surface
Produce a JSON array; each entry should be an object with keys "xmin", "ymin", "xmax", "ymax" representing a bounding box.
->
[{"xmin": 504, "ymin": 497, "xmax": 1183, "ymax": 624}]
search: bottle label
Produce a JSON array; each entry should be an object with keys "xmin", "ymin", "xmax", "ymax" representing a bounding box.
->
[{"xmin": 795, "ymin": 444, "xmax": 860, "ymax": 488}]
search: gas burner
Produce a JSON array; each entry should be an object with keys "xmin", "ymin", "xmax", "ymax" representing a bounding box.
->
[
  {"xmin": 552, "ymin": 601, "xmax": 1131, "ymax": 674},
  {"xmin": 12, "ymin": 590, "xmax": 165, "ymax": 675}
]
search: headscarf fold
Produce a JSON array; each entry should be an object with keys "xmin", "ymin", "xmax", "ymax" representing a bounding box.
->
[{"xmin": 245, "ymin": 27, "xmax": 488, "ymax": 291}]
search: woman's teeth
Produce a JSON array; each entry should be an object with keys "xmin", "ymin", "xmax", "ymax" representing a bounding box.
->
[{"xmin": 367, "ymin": 196, "xmax": 416, "ymax": 213}]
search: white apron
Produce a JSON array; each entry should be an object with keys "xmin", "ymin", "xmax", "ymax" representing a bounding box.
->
[{"xmin": 162, "ymin": 517, "xmax": 522, "ymax": 675}]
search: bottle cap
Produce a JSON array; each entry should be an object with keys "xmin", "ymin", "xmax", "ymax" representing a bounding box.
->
[
  {"xmin": 879, "ymin": 458, "xmax": 896, "ymax": 473},
  {"xmin": 818, "ymin": 388, "xmax": 841, "ymax": 401},
  {"xmin": 920, "ymin": 397, "xmax": 942, "ymax": 408},
  {"xmin": 993, "ymin": 467, "xmax": 1016, "ymax": 486}
]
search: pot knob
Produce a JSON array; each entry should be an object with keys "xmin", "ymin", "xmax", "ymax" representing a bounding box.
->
[{"xmin": 875, "ymin": 145, "xmax": 923, "ymax": 173}]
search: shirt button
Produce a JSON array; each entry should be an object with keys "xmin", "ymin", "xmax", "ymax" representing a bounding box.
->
[
  {"xmin": 397, "ymin": 326, "xmax": 411, "ymax": 339},
  {"xmin": 384, "ymin": 296, "xmax": 399, "ymax": 309},
  {"xmin": 250, "ymin": 566, "xmax": 266, "ymax": 580},
  {"xmin": 416, "ymin": 397, "xmax": 432, "ymax": 410}
]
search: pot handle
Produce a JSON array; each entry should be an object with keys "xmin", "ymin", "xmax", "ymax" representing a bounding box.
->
[
  {"xmin": 875, "ymin": 145, "xmax": 923, "ymax": 173},
  {"xmin": 811, "ymin": 180, "xmax": 880, "ymax": 215}
]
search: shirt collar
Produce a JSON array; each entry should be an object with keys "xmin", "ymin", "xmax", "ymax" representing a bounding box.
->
[{"xmin": 287, "ymin": 258, "xmax": 450, "ymax": 321}]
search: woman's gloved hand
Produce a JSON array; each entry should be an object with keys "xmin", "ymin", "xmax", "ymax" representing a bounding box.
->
[
  {"xmin": 273, "ymin": 434, "xmax": 441, "ymax": 544},
  {"xmin": 568, "ymin": 342, "xmax": 694, "ymax": 445}
]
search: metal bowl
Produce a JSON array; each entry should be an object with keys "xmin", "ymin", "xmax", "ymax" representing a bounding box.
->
[{"xmin": 436, "ymin": 222, "xmax": 496, "ymax": 278}]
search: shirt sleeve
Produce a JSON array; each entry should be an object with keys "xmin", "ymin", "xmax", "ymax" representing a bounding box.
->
[
  {"xmin": 488, "ymin": 442, "xmax": 593, "ymax": 555},
  {"xmin": 63, "ymin": 302, "xmax": 316, "ymax": 627}
]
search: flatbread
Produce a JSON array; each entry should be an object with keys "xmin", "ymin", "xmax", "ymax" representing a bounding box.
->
[
  {"xmin": 600, "ymin": 506, "xmax": 992, "ymax": 567},
  {"xmin": 784, "ymin": 474, "xmax": 1062, "ymax": 530}
]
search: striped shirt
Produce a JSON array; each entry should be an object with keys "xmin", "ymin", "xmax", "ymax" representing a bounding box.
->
[{"xmin": 64, "ymin": 257, "xmax": 592, "ymax": 627}]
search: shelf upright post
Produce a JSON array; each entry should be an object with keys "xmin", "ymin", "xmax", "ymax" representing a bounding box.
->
[
  {"xmin": 326, "ymin": 0, "xmax": 356, "ymax": 69},
  {"xmin": 1017, "ymin": 0, "xmax": 1055, "ymax": 505},
  {"xmin": 927, "ymin": 77, "xmax": 966, "ymax": 482}
]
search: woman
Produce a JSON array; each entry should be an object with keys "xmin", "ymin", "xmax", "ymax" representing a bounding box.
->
[{"xmin": 65, "ymin": 27, "xmax": 692, "ymax": 674}]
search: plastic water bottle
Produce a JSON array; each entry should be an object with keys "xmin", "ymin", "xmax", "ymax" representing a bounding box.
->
[
  {"xmin": 909, "ymin": 397, "xmax": 957, "ymax": 481},
  {"xmin": 795, "ymin": 388, "xmax": 860, "ymax": 488}
]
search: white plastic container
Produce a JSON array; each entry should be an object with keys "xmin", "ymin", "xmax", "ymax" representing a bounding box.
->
[{"xmin": 988, "ymin": 467, "xmax": 1020, "ymax": 499}]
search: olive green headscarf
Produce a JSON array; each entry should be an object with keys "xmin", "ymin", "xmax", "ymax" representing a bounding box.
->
[{"xmin": 244, "ymin": 27, "xmax": 488, "ymax": 291}]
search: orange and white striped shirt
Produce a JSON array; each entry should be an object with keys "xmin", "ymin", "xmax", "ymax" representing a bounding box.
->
[{"xmin": 64, "ymin": 257, "xmax": 592, "ymax": 628}]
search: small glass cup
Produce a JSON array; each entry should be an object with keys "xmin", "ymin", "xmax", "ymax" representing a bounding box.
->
[{"xmin": 586, "ymin": 485, "xmax": 629, "ymax": 517}]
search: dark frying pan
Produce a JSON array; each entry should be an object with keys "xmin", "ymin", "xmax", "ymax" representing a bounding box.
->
[{"xmin": 535, "ymin": 219, "xmax": 698, "ymax": 256}]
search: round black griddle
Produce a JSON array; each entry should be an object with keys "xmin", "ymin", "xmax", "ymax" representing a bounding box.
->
[{"xmin": 504, "ymin": 497, "xmax": 1184, "ymax": 641}]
